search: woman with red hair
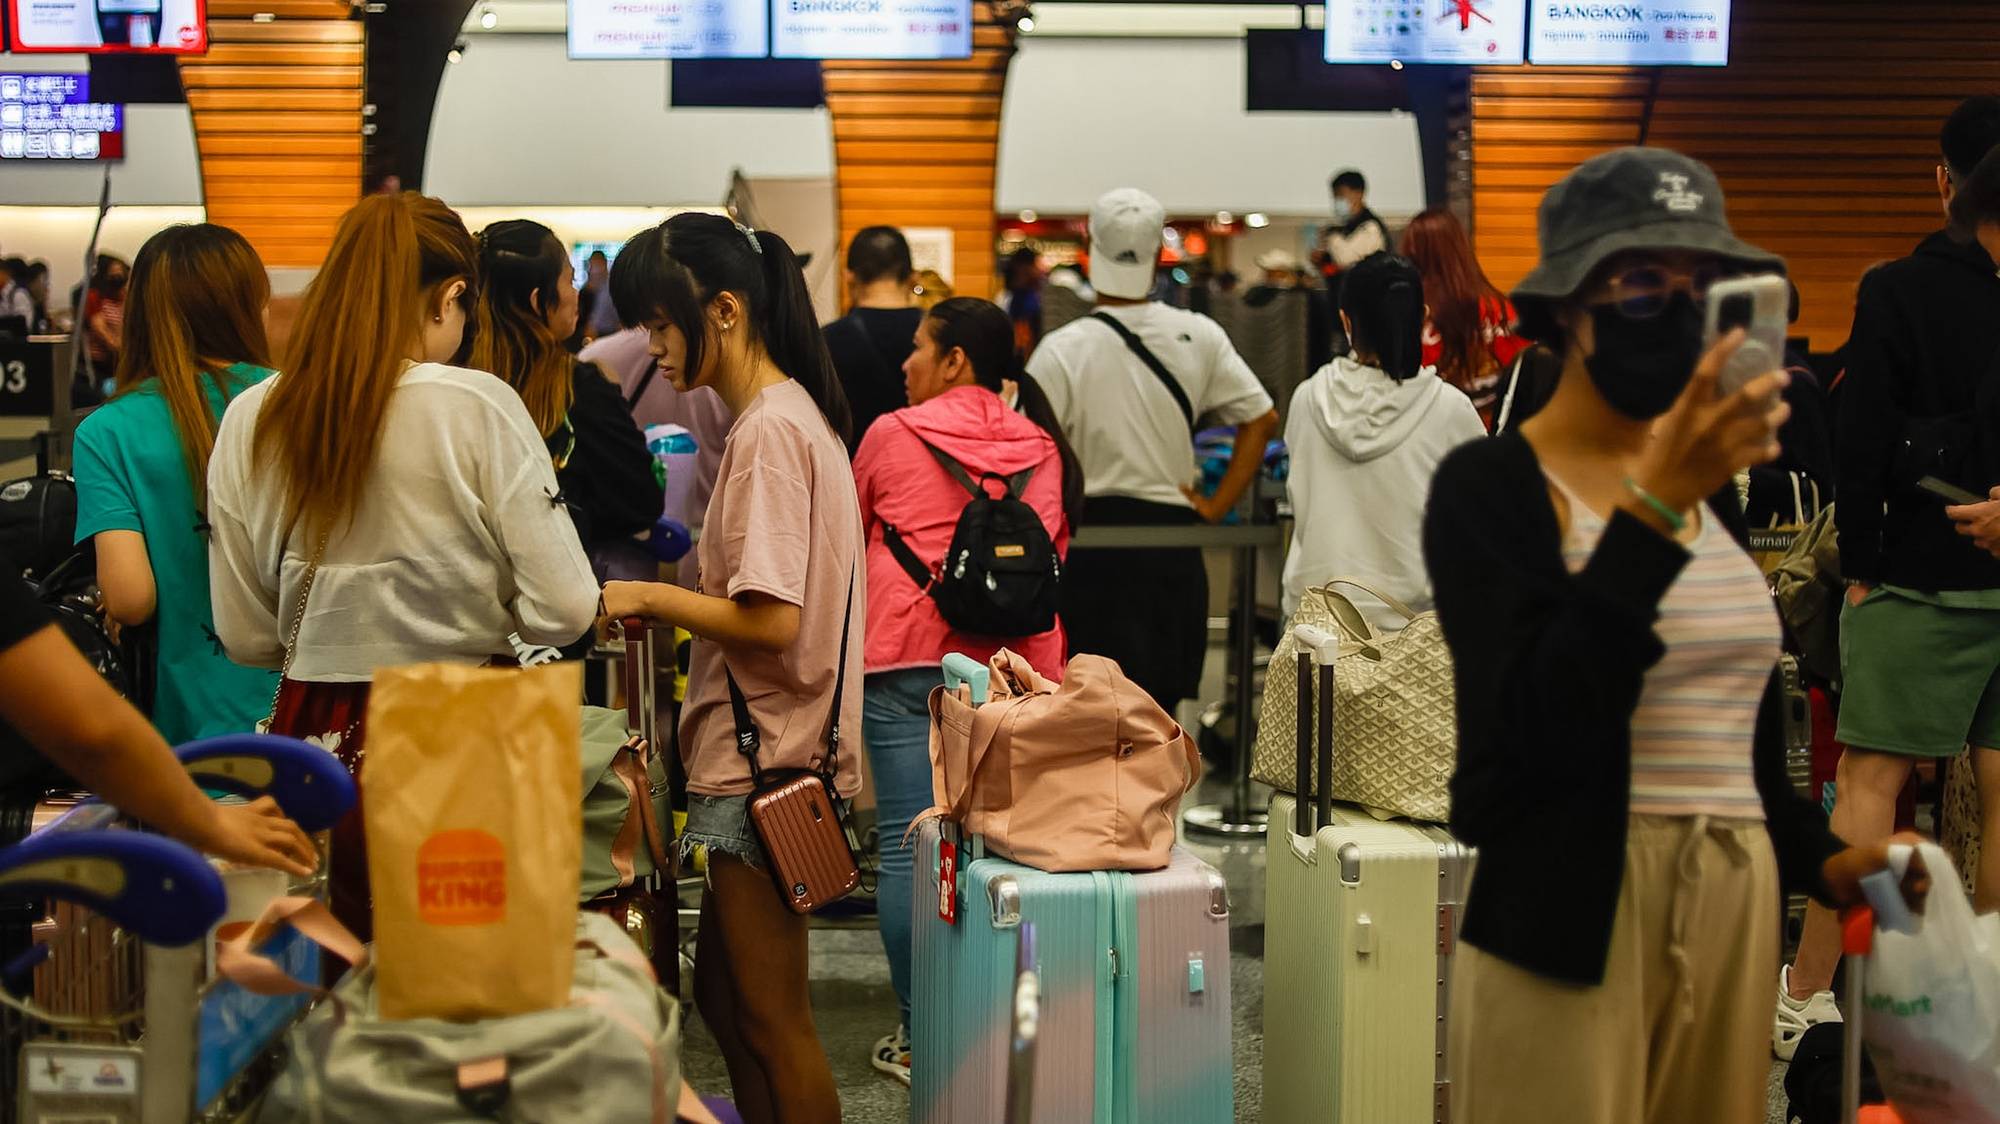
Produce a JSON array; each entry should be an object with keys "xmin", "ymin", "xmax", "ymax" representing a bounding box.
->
[{"xmin": 1400, "ymin": 207, "xmax": 1529, "ymax": 428}]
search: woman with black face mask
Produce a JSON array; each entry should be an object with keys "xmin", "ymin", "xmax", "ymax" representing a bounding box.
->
[{"xmin": 1420, "ymin": 147, "xmax": 1931, "ymax": 1123}]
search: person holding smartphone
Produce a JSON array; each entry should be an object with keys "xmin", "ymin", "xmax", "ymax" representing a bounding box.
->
[
  {"xmin": 1780, "ymin": 97, "xmax": 2000, "ymax": 1056},
  {"xmin": 598, "ymin": 215, "xmax": 860, "ymax": 1124},
  {"xmin": 1423, "ymin": 147, "xmax": 1928, "ymax": 1124}
]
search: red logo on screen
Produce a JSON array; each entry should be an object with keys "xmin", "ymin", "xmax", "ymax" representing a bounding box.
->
[
  {"xmin": 179, "ymin": 26, "xmax": 201, "ymax": 47},
  {"xmin": 1441, "ymin": 0, "xmax": 1494, "ymax": 31}
]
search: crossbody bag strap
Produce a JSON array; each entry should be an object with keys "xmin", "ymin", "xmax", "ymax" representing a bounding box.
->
[
  {"xmin": 624, "ymin": 359, "xmax": 658, "ymax": 411},
  {"xmin": 1493, "ymin": 349, "xmax": 1530, "ymax": 434},
  {"xmin": 262, "ymin": 533, "xmax": 328, "ymax": 723},
  {"xmin": 1090, "ymin": 311, "xmax": 1196, "ymax": 434},
  {"xmin": 726, "ymin": 569, "xmax": 858, "ymax": 787}
]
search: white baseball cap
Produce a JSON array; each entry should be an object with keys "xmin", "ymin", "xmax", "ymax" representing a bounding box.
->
[{"xmin": 1087, "ymin": 188, "xmax": 1165, "ymax": 301}]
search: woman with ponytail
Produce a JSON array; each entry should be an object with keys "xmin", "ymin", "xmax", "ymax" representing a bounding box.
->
[
  {"xmin": 848, "ymin": 296, "xmax": 1078, "ymax": 1084},
  {"xmin": 470, "ymin": 220, "xmax": 662, "ymax": 569},
  {"xmin": 598, "ymin": 214, "xmax": 859, "ymax": 1124},
  {"xmin": 73, "ymin": 224, "xmax": 278, "ymax": 744},
  {"xmin": 206, "ymin": 194, "xmax": 599, "ymax": 938},
  {"xmin": 1282, "ymin": 251, "xmax": 1483, "ymax": 634}
]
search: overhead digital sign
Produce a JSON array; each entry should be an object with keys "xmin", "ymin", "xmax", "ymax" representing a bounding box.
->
[
  {"xmin": 1529, "ymin": 1, "xmax": 1731, "ymax": 66},
  {"xmin": 0, "ymin": 74, "xmax": 125, "ymax": 161},
  {"xmin": 1325, "ymin": 0, "xmax": 1528, "ymax": 65},
  {"xmin": 6, "ymin": 0, "xmax": 208, "ymax": 54},
  {"xmin": 771, "ymin": 0, "xmax": 972, "ymax": 61},
  {"xmin": 568, "ymin": 0, "xmax": 769, "ymax": 59}
]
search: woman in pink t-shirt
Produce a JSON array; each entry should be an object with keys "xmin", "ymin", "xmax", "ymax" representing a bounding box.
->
[
  {"xmin": 600, "ymin": 214, "xmax": 860, "ymax": 1124},
  {"xmin": 848, "ymin": 297, "xmax": 1080, "ymax": 1083}
]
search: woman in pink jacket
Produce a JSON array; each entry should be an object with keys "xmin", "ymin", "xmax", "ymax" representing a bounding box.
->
[{"xmin": 851, "ymin": 297, "xmax": 1081, "ymax": 1084}]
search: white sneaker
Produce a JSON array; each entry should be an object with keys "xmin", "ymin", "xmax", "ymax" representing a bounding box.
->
[
  {"xmin": 872, "ymin": 1025, "xmax": 911, "ymax": 1087},
  {"xmin": 1774, "ymin": 964, "xmax": 1842, "ymax": 1061}
]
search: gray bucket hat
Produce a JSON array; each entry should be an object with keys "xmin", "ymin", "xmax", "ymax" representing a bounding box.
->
[{"xmin": 1511, "ymin": 147, "xmax": 1784, "ymax": 305}]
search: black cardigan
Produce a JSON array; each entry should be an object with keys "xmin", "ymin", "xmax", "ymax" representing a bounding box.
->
[
  {"xmin": 1422, "ymin": 433, "xmax": 1843, "ymax": 985},
  {"xmin": 553, "ymin": 361, "xmax": 665, "ymax": 554}
]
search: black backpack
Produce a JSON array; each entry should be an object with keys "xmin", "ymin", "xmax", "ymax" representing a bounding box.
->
[
  {"xmin": 881, "ymin": 437, "xmax": 1061, "ymax": 638},
  {"xmin": 0, "ymin": 472, "xmax": 79, "ymax": 585}
]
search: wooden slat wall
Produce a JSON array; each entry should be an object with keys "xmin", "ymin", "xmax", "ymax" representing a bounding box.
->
[
  {"xmin": 1471, "ymin": 0, "xmax": 2000, "ymax": 349},
  {"xmin": 822, "ymin": 13, "xmax": 1016, "ymax": 300},
  {"xmin": 178, "ymin": 0, "xmax": 363, "ymax": 268}
]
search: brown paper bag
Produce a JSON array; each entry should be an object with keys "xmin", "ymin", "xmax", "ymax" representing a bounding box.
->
[{"xmin": 363, "ymin": 662, "xmax": 583, "ymax": 1021}]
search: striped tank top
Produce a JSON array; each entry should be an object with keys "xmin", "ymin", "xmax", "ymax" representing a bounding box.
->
[{"xmin": 1554, "ymin": 477, "xmax": 1778, "ymax": 819}]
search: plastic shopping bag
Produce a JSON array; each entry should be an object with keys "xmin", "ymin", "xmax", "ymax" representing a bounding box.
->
[
  {"xmin": 1861, "ymin": 841, "xmax": 2000, "ymax": 1123},
  {"xmin": 363, "ymin": 662, "xmax": 583, "ymax": 1021}
]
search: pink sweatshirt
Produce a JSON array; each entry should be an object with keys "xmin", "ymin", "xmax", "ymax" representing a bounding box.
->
[{"xmin": 853, "ymin": 386, "xmax": 1071, "ymax": 679}]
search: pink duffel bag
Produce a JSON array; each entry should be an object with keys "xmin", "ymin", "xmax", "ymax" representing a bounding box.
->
[{"xmin": 917, "ymin": 648, "xmax": 1201, "ymax": 872}]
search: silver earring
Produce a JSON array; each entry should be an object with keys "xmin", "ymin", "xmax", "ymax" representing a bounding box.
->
[{"xmin": 433, "ymin": 314, "xmax": 443, "ymax": 323}]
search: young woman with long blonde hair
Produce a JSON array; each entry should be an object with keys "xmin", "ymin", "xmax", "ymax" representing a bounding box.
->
[{"xmin": 207, "ymin": 193, "xmax": 599, "ymax": 937}]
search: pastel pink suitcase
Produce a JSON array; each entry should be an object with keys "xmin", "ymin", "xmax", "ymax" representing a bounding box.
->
[{"xmin": 911, "ymin": 819, "xmax": 1234, "ymax": 1123}]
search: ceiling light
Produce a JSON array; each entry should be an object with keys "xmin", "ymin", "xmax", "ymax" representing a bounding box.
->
[
  {"xmin": 1245, "ymin": 213, "xmax": 1270, "ymax": 229},
  {"xmin": 1018, "ymin": 209, "xmax": 1038, "ymax": 223},
  {"xmin": 1389, "ymin": 59, "xmax": 1404, "ymax": 70},
  {"xmin": 1215, "ymin": 210, "xmax": 1234, "ymax": 226},
  {"xmin": 479, "ymin": 5, "xmax": 498, "ymax": 29},
  {"xmin": 1017, "ymin": 15, "xmax": 1035, "ymax": 32},
  {"xmin": 447, "ymin": 40, "xmax": 465, "ymax": 63}
]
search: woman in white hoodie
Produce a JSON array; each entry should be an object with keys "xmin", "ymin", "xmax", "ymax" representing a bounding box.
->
[{"xmin": 1283, "ymin": 252, "xmax": 1485, "ymax": 634}]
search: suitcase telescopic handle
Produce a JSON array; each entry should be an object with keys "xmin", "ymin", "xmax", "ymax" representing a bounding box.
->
[
  {"xmin": 1292, "ymin": 625, "xmax": 1338, "ymax": 833},
  {"xmin": 0, "ymin": 830, "xmax": 225, "ymax": 947},
  {"xmin": 176, "ymin": 733, "xmax": 359, "ymax": 832},
  {"xmin": 619, "ymin": 617, "xmax": 657, "ymax": 744},
  {"xmin": 942, "ymin": 653, "xmax": 990, "ymax": 705}
]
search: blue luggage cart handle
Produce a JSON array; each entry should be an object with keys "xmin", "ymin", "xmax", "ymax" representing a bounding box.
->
[
  {"xmin": 176, "ymin": 734, "xmax": 357, "ymax": 832},
  {"xmin": 0, "ymin": 831, "xmax": 225, "ymax": 947}
]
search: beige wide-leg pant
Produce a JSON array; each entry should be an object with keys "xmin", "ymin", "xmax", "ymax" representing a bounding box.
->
[{"xmin": 1449, "ymin": 814, "xmax": 1781, "ymax": 1124}]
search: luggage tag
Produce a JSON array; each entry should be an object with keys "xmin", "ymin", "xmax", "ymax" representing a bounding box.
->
[{"xmin": 938, "ymin": 829, "xmax": 959, "ymax": 925}]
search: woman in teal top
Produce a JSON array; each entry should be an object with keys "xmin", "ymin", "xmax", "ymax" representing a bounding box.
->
[{"xmin": 72, "ymin": 224, "xmax": 280, "ymax": 744}]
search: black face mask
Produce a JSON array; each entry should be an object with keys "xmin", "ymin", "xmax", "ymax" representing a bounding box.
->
[{"xmin": 1584, "ymin": 291, "xmax": 1703, "ymax": 420}]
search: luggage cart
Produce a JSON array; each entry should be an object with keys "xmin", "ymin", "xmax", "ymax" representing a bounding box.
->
[{"xmin": 0, "ymin": 734, "xmax": 355, "ymax": 1123}]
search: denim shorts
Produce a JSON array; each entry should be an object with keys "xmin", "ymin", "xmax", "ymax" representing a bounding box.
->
[{"xmin": 680, "ymin": 792, "xmax": 765, "ymax": 872}]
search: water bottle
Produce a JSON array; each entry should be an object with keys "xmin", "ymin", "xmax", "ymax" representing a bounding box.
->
[{"xmin": 645, "ymin": 424, "xmax": 700, "ymax": 524}]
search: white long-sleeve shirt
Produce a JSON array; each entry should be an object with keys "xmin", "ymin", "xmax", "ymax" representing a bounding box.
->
[{"xmin": 208, "ymin": 361, "xmax": 599, "ymax": 682}]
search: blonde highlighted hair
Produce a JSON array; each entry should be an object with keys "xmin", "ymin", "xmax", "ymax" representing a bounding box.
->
[
  {"xmin": 114, "ymin": 223, "xmax": 272, "ymax": 511},
  {"xmin": 254, "ymin": 193, "xmax": 478, "ymax": 540}
]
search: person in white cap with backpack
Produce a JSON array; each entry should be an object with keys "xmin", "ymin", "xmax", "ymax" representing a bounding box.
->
[{"xmin": 1025, "ymin": 187, "xmax": 1279, "ymax": 717}]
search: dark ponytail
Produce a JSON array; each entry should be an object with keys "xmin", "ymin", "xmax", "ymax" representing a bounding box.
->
[
  {"xmin": 925, "ymin": 297, "xmax": 1084, "ymax": 532},
  {"xmin": 1339, "ymin": 252, "xmax": 1426, "ymax": 381},
  {"xmin": 609, "ymin": 214, "xmax": 851, "ymax": 443},
  {"xmin": 752, "ymin": 228, "xmax": 851, "ymax": 444}
]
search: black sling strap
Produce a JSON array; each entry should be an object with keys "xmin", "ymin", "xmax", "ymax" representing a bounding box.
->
[
  {"xmin": 1090, "ymin": 311, "xmax": 1196, "ymax": 435},
  {"xmin": 724, "ymin": 571, "xmax": 855, "ymax": 787},
  {"xmin": 878, "ymin": 424, "xmax": 1035, "ymax": 593},
  {"xmin": 625, "ymin": 359, "xmax": 658, "ymax": 410}
]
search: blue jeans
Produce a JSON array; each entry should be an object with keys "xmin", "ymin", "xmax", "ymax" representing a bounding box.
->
[{"xmin": 862, "ymin": 667, "xmax": 940, "ymax": 1028}]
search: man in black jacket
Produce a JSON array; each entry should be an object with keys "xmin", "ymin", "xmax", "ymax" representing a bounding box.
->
[{"xmin": 1777, "ymin": 94, "xmax": 2000, "ymax": 1057}]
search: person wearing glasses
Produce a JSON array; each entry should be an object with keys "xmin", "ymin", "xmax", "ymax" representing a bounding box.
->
[{"xmin": 1422, "ymin": 148, "xmax": 1928, "ymax": 1124}]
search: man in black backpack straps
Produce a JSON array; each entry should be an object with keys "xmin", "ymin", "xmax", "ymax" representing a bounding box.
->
[
  {"xmin": 1026, "ymin": 188, "xmax": 1279, "ymax": 716},
  {"xmin": 823, "ymin": 226, "xmax": 923, "ymax": 455}
]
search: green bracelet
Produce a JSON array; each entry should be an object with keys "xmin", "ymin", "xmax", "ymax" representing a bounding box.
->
[{"xmin": 1624, "ymin": 477, "xmax": 1687, "ymax": 533}]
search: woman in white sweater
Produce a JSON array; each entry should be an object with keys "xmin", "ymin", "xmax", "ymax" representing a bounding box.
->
[
  {"xmin": 1283, "ymin": 252, "xmax": 1485, "ymax": 634},
  {"xmin": 207, "ymin": 193, "xmax": 599, "ymax": 938}
]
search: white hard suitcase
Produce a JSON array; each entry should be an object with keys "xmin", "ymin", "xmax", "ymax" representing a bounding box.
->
[{"xmin": 1261, "ymin": 625, "xmax": 1474, "ymax": 1124}]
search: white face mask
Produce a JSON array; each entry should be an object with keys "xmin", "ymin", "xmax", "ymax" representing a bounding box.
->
[{"xmin": 1332, "ymin": 196, "xmax": 1354, "ymax": 222}]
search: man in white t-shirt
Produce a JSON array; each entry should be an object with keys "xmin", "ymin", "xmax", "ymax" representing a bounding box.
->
[{"xmin": 1026, "ymin": 187, "xmax": 1279, "ymax": 714}]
